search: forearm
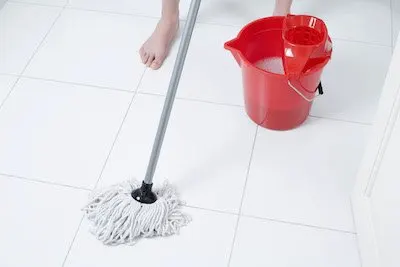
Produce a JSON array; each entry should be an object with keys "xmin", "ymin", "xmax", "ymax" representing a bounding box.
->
[{"xmin": 274, "ymin": 0, "xmax": 293, "ymax": 15}]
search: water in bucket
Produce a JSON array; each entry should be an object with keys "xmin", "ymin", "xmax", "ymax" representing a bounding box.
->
[{"xmin": 255, "ymin": 57, "xmax": 285, "ymax": 74}]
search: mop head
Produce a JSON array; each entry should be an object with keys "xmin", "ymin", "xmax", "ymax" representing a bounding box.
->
[{"xmin": 83, "ymin": 179, "xmax": 190, "ymax": 245}]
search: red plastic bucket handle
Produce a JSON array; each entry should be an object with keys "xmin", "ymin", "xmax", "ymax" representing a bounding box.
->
[{"xmin": 288, "ymin": 80, "xmax": 323, "ymax": 102}]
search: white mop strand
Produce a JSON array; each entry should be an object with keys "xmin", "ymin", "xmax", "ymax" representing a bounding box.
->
[{"xmin": 83, "ymin": 179, "xmax": 190, "ymax": 245}]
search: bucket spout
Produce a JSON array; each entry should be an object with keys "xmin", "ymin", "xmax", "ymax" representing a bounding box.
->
[{"xmin": 224, "ymin": 38, "xmax": 243, "ymax": 67}]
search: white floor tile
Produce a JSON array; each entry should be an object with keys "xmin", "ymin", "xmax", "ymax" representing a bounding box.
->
[
  {"xmin": 1, "ymin": 1, "xmax": 390, "ymax": 263},
  {"xmin": 242, "ymin": 118, "xmax": 369, "ymax": 232},
  {"xmin": 70, "ymin": 0, "xmax": 392, "ymax": 45},
  {"xmin": 68, "ymin": 0, "xmax": 191, "ymax": 19},
  {"xmin": 100, "ymin": 93, "xmax": 256, "ymax": 213},
  {"xmin": 69, "ymin": 0, "xmax": 391, "ymax": 45},
  {"xmin": 24, "ymin": 9, "xmax": 157, "ymax": 91},
  {"xmin": 0, "ymin": 78, "xmax": 132, "ymax": 188},
  {"xmin": 10, "ymin": 0, "xmax": 67, "ymax": 6},
  {"xmin": 229, "ymin": 216, "xmax": 361, "ymax": 267},
  {"xmin": 140, "ymin": 23, "xmax": 244, "ymax": 106},
  {"xmin": 311, "ymin": 40, "xmax": 392, "ymax": 124},
  {"xmin": 136, "ymin": 20, "xmax": 185, "ymax": 97},
  {"xmin": 0, "ymin": 175, "xmax": 88, "ymax": 267},
  {"xmin": 0, "ymin": 2, "xmax": 61, "ymax": 75},
  {"xmin": 195, "ymin": 0, "xmax": 275, "ymax": 27},
  {"xmin": 0, "ymin": 74, "xmax": 17, "ymax": 104},
  {"xmin": 64, "ymin": 208, "xmax": 237, "ymax": 267},
  {"xmin": 68, "ymin": 0, "xmax": 273, "ymax": 27},
  {"xmin": 294, "ymin": 0, "xmax": 392, "ymax": 46}
]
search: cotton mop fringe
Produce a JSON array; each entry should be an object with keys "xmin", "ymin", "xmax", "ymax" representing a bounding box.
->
[{"xmin": 83, "ymin": 179, "xmax": 190, "ymax": 245}]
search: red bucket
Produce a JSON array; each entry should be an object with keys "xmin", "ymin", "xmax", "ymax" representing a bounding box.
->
[{"xmin": 224, "ymin": 15, "xmax": 332, "ymax": 130}]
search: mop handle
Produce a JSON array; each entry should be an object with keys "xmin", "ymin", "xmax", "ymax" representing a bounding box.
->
[{"xmin": 143, "ymin": 0, "xmax": 202, "ymax": 185}]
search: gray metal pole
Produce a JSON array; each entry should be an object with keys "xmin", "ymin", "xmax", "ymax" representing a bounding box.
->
[{"xmin": 144, "ymin": 0, "xmax": 202, "ymax": 184}]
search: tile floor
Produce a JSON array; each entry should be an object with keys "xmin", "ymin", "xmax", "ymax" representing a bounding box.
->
[{"xmin": 0, "ymin": 0, "xmax": 398, "ymax": 266}]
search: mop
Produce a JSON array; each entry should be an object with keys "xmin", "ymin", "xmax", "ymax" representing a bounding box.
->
[{"xmin": 83, "ymin": 0, "xmax": 202, "ymax": 245}]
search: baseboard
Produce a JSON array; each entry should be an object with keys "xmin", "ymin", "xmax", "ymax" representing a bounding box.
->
[{"xmin": 351, "ymin": 192, "xmax": 380, "ymax": 267}]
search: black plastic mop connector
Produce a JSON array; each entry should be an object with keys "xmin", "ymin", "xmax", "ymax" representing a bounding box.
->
[{"xmin": 131, "ymin": 181, "xmax": 157, "ymax": 204}]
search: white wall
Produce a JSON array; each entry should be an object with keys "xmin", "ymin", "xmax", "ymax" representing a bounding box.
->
[
  {"xmin": 369, "ymin": 109, "xmax": 400, "ymax": 267},
  {"xmin": 352, "ymin": 27, "xmax": 400, "ymax": 267},
  {"xmin": 0, "ymin": 0, "xmax": 7, "ymax": 10}
]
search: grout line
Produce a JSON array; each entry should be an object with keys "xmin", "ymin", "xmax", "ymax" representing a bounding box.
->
[
  {"xmin": 350, "ymin": 201, "xmax": 364, "ymax": 266},
  {"xmin": 140, "ymin": 91, "xmax": 372, "ymax": 126},
  {"xmin": 172, "ymin": 95, "xmax": 243, "ymax": 108},
  {"xmin": 0, "ymin": 76, "xmax": 20, "ymax": 110},
  {"xmin": 186, "ymin": 202, "xmax": 357, "ymax": 236},
  {"xmin": 308, "ymin": 115, "xmax": 372, "ymax": 126},
  {"xmin": 243, "ymin": 214, "xmax": 357, "ymax": 235},
  {"xmin": 60, "ymin": 66, "xmax": 148, "ymax": 267},
  {"xmin": 138, "ymin": 91, "xmax": 244, "ymax": 108},
  {"xmin": 7, "ymin": 0, "xmax": 64, "ymax": 8},
  {"xmin": 1, "ymin": 2, "xmax": 377, "ymax": 259},
  {"xmin": 92, "ymin": 67, "xmax": 148, "ymax": 190},
  {"xmin": 0, "ymin": 172, "xmax": 91, "ymax": 191},
  {"xmin": 6, "ymin": 1, "xmax": 394, "ymax": 48},
  {"xmin": 65, "ymin": 5, "xmax": 160, "ymax": 20},
  {"xmin": 62, "ymin": 215, "xmax": 85, "ymax": 267},
  {"xmin": 21, "ymin": 75, "xmax": 136, "ymax": 94},
  {"xmin": 0, "ymin": 72, "xmax": 19, "ymax": 77},
  {"xmin": 184, "ymin": 204, "xmax": 239, "ymax": 216},
  {"xmin": 227, "ymin": 126, "xmax": 259, "ymax": 267},
  {"xmin": 7, "ymin": 73, "xmax": 376, "ymax": 127},
  {"xmin": 0, "ymin": 165, "xmax": 360, "ymax": 236},
  {"xmin": 331, "ymin": 37, "xmax": 392, "ymax": 48},
  {"xmin": 186, "ymin": 202, "xmax": 358, "ymax": 236},
  {"xmin": 64, "ymin": 5, "xmax": 239, "ymax": 29},
  {"xmin": 0, "ymin": 3, "xmax": 66, "ymax": 112},
  {"xmin": 349, "ymin": 196, "xmax": 358, "ymax": 235},
  {"xmin": 63, "ymin": 5, "xmax": 397, "ymax": 47},
  {"xmin": 6, "ymin": 73, "xmax": 372, "ymax": 127},
  {"xmin": 20, "ymin": 1, "xmax": 68, "ymax": 74}
]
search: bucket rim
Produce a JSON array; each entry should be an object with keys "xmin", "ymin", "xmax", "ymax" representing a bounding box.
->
[{"xmin": 224, "ymin": 16, "xmax": 332, "ymax": 77}]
